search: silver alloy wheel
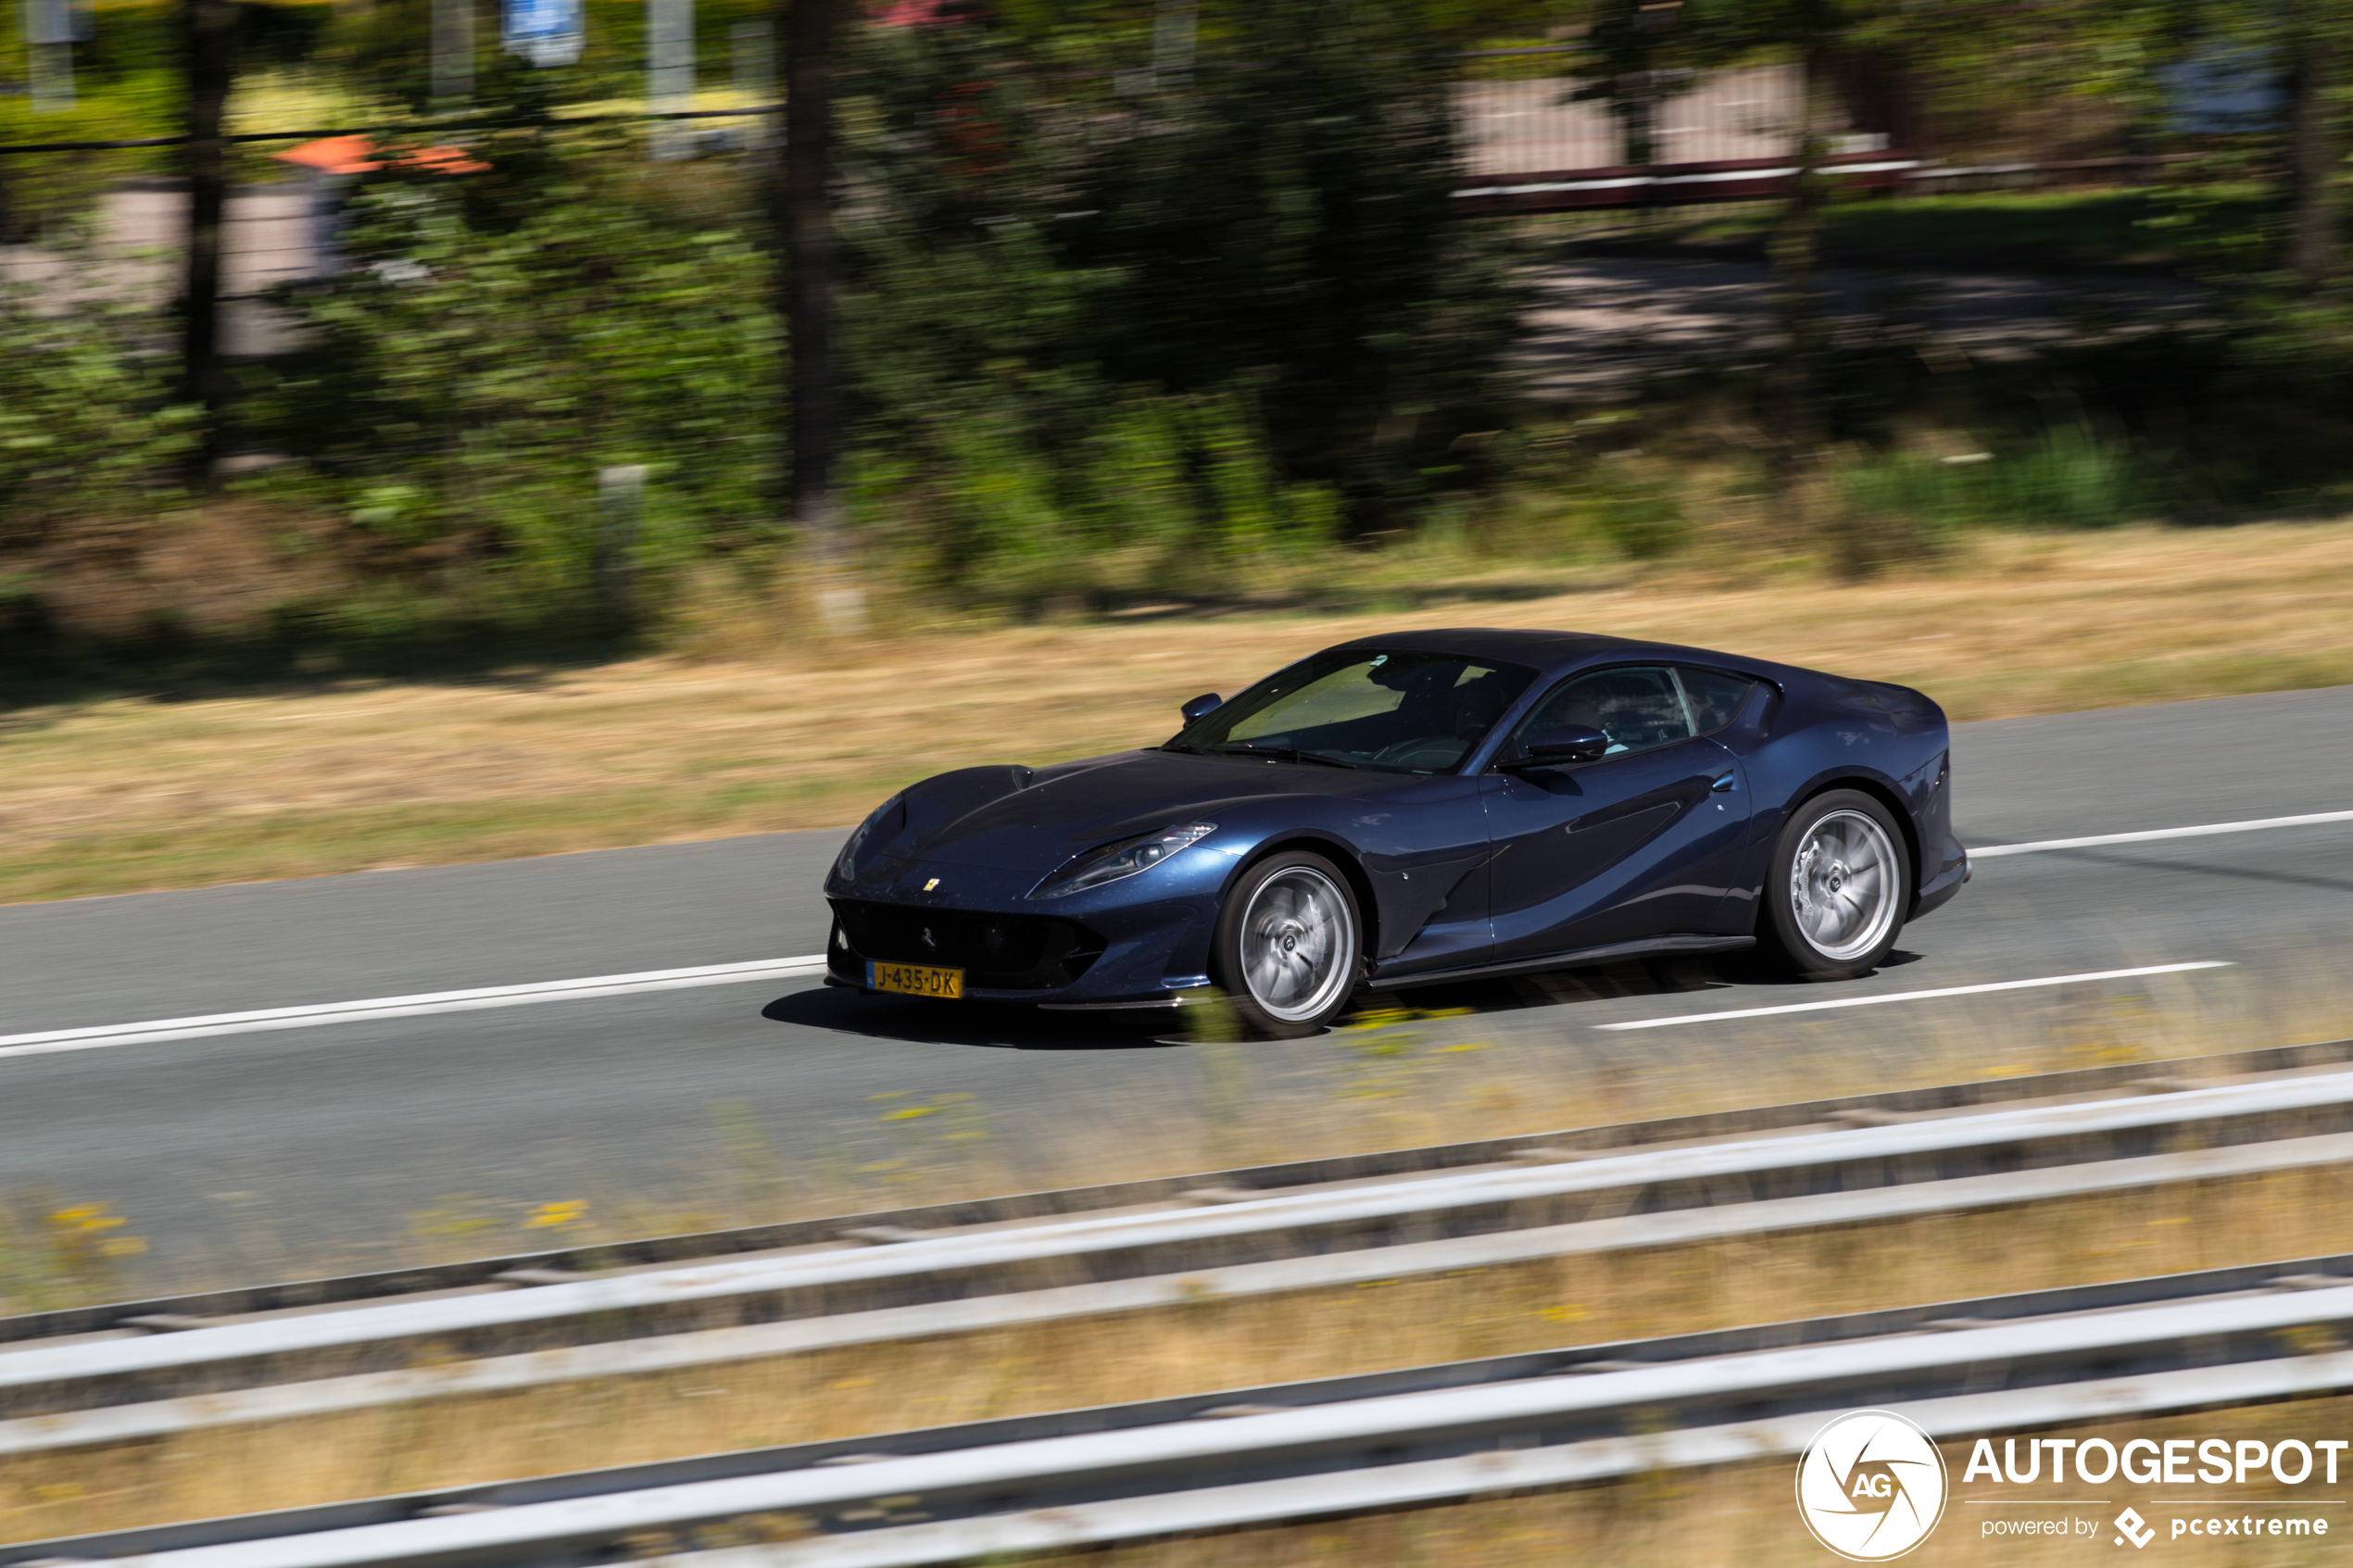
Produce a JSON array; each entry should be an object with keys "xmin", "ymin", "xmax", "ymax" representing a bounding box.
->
[
  {"xmin": 1238, "ymin": 865, "xmax": 1357, "ymax": 1024},
  {"xmin": 1788, "ymin": 808, "xmax": 1901, "ymax": 963}
]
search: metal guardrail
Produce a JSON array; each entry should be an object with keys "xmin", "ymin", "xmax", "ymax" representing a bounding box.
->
[
  {"xmin": 6, "ymin": 1119, "xmax": 2347, "ymax": 1460},
  {"xmin": 1454, "ymin": 150, "xmax": 1924, "ymax": 213},
  {"xmin": 7, "ymin": 1043, "xmax": 2353, "ymax": 1456},
  {"xmin": 16, "ymin": 1250, "xmax": 2353, "ymax": 1567},
  {"xmin": 1452, "ymin": 149, "xmax": 2208, "ymax": 216},
  {"xmin": 17, "ymin": 1035, "xmax": 2348, "ymax": 1348}
]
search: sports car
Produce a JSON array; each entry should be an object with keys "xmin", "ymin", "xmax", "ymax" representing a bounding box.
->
[{"xmin": 824, "ymin": 629, "xmax": 1969, "ymax": 1037}]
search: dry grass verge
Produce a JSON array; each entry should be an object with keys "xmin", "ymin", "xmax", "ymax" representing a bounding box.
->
[
  {"xmin": 9, "ymin": 1158, "xmax": 2353, "ymax": 1542},
  {"xmin": 5, "ymin": 520, "xmax": 2353, "ymax": 903},
  {"xmin": 1040, "ymin": 1397, "xmax": 2353, "ymax": 1568}
]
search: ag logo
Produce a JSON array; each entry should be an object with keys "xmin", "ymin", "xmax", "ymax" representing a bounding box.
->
[{"xmin": 1795, "ymin": 1410, "xmax": 1948, "ymax": 1561}]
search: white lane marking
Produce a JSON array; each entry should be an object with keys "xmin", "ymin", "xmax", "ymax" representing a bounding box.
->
[
  {"xmin": 19, "ymin": 806, "xmax": 2337, "ymax": 1059},
  {"xmin": 1971, "ymin": 809, "xmax": 2353, "ymax": 859},
  {"xmin": 1593, "ymin": 961, "xmax": 2232, "ymax": 1032},
  {"xmin": 0, "ymin": 957, "xmax": 830, "ymax": 1060}
]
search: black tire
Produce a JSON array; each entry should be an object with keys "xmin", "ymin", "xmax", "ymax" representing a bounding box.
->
[
  {"xmin": 1210, "ymin": 850, "xmax": 1365, "ymax": 1039},
  {"xmin": 1760, "ymin": 789, "xmax": 1911, "ymax": 981}
]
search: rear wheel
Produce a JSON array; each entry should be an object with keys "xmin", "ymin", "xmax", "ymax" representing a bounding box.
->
[
  {"xmin": 1761, "ymin": 790, "xmax": 1910, "ymax": 980},
  {"xmin": 1212, "ymin": 851, "xmax": 1363, "ymax": 1039}
]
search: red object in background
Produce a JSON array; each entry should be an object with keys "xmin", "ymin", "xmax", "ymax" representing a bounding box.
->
[
  {"xmin": 272, "ymin": 136, "xmax": 489, "ymax": 176},
  {"xmin": 867, "ymin": 0, "xmax": 1001, "ymax": 177},
  {"xmin": 935, "ymin": 79, "xmax": 1004, "ymax": 177},
  {"xmin": 874, "ymin": 0, "xmax": 981, "ymax": 25},
  {"xmin": 869, "ymin": 0, "xmax": 1000, "ymax": 178}
]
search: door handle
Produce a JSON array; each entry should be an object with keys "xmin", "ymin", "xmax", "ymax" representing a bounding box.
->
[{"xmin": 1710, "ymin": 772, "xmax": 1736, "ymax": 793}]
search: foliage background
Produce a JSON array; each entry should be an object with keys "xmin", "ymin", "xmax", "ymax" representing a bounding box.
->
[{"xmin": 0, "ymin": 0, "xmax": 2347, "ymax": 671}]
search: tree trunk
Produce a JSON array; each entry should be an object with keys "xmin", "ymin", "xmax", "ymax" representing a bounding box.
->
[
  {"xmin": 1768, "ymin": 44, "xmax": 1833, "ymax": 557},
  {"xmin": 182, "ymin": 0, "xmax": 238, "ymax": 490},
  {"xmin": 782, "ymin": 0, "xmax": 861, "ymax": 631},
  {"xmin": 2284, "ymin": 0, "xmax": 2342, "ymax": 295},
  {"xmin": 1620, "ymin": 73, "xmax": 1656, "ymax": 166}
]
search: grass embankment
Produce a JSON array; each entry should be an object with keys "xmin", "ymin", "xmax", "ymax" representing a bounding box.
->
[
  {"xmin": 7, "ymin": 1160, "xmax": 2351, "ymax": 1541},
  {"xmin": 5, "ymin": 520, "xmax": 2353, "ymax": 905}
]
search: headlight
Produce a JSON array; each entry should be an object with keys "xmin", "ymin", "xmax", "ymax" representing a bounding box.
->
[
  {"xmin": 1029, "ymin": 822, "xmax": 1217, "ymax": 900},
  {"xmin": 835, "ymin": 793, "xmax": 905, "ymax": 883}
]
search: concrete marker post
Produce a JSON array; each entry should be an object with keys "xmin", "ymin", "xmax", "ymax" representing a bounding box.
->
[
  {"xmin": 647, "ymin": 0, "xmax": 694, "ymax": 161},
  {"xmin": 597, "ymin": 463, "xmax": 648, "ymax": 620}
]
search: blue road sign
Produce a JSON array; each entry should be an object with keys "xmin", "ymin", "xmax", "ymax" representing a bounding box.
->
[{"xmin": 504, "ymin": 0, "xmax": 583, "ymax": 66}]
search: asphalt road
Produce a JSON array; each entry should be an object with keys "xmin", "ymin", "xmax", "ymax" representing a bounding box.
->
[{"xmin": 5, "ymin": 684, "xmax": 2350, "ymax": 1287}]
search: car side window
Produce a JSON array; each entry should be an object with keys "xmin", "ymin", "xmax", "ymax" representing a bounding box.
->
[
  {"xmin": 1510, "ymin": 665, "xmax": 1693, "ymax": 759},
  {"xmin": 1676, "ymin": 667, "xmax": 1756, "ymax": 736}
]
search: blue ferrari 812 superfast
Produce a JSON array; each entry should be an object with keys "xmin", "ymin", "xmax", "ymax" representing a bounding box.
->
[{"xmin": 824, "ymin": 629, "xmax": 1969, "ymax": 1036}]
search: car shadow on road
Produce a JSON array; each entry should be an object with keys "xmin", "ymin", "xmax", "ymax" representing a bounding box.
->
[
  {"xmin": 764, "ymin": 948, "xmax": 1930, "ymax": 1046},
  {"xmin": 761, "ymin": 986, "xmax": 1189, "ymax": 1051},
  {"xmin": 1377, "ymin": 955, "xmax": 1735, "ymax": 1018},
  {"xmin": 1372, "ymin": 947, "xmax": 1925, "ymax": 1019}
]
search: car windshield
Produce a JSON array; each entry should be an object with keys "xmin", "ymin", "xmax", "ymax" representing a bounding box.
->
[{"xmin": 1165, "ymin": 649, "xmax": 1536, "ymax": 773}]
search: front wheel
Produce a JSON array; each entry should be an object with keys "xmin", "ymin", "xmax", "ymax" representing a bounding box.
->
[
  {"xmin": 1760, "ymin": 790, "xmax": 1911, "ymax": 981},
  {"xmin": 1211, "ymin": 851, "xmax": 1363, "ymax": 1039}
]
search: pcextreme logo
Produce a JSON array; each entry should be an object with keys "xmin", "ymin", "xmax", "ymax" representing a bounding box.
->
[{"xmin": 1796, "ymin": 1410, "xmax": 1951, "ymax": 1561}]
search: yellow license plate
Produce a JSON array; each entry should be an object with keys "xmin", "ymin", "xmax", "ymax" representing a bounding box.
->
[{"xmin": 867, "ymin": 960, "xmax": 964, "ymax": 999}]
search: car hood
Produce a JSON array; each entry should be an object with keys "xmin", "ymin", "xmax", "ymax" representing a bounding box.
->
[{"xmin": 889, "ymin": 749, "xmax": 1390, "ymax": 872}]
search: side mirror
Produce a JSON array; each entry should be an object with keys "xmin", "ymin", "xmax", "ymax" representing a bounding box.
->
[
  {"xmin": 1180, "ymin": 693, "xmax": 1222, "ymax": 723},
  {"xmin": 1507, "ymin": 723, "xmax": 1609, "ymax": 768}
]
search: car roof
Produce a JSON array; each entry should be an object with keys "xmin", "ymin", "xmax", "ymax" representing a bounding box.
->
[{"xmin": 1326, "ymin": 626, "xmax": 1762, "ymax": 680}]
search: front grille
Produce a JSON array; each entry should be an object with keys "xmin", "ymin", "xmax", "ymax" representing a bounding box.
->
[{"xmin": 831, "ymin": 899, "xmax": 1104, "ymax": 991}]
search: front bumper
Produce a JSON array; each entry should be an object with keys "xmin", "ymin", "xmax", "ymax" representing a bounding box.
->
[
  {"xmin": 824, "ymin": 865, "xmax": 1217, "ymax": 1007},
  {"xmin": 821, "ymin": 972, "xmax": 1209, "ymax": 1011},
  {"xmin": 1910, "ymin": 832, "xmax": 1969, "ymax": 922}
]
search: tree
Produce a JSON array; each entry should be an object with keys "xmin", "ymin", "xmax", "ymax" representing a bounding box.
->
[
  {"xmin": 2013, "ymin": 0, "xmax": 2342, "ymax": 291},
  {"xmin": 180, "ymin": 0, "xmax": 239, "ymax": 488},
  {"xmin": 1664, "ymin": 0, "xmax": 2206, "ymax": 554},
  {"xmin": 782, "ymin": 0, "xmax": 862, "ymax": 629},
  {"xmin": 1573, "ymin": 0, "xmax": 1686, "ymax": 167},
  {"xmin": 2281, "ymin": 0, "xmax": 2346, "ymax": 294},
  {"xmin": 1674, "ymin": 0, "xmax": 1888, "ymax": 540},
  {"xmin": 827, "ymin": 0, "xmax": 1522, "ymax": 600}
]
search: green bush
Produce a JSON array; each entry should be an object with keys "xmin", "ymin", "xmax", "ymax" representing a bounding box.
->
[
  {"xmin": 245, "ymin": 127, "xmax": 779, "ymax": 632},
  {"xmin": 835, "ymin": 0, "xmax": 1519, "ymax": 604},
  {"xmin": 0, "ymin": 241, "xmax": 196, "ymax": 547},
  {"xmin": 1581, "ymin": 464, "xmax": 1685, "ymax": 559},
  {"xmin": 1049, "ymin": 4, "xmax": 1523, "ymax": 526},
  {"xmin": 1988, "ymin": 427, "xmax": 2156, "ymax": 529},
  {"xmin": 1833, "ymin": 428, "xmax": 2159, "ymax": 546}
]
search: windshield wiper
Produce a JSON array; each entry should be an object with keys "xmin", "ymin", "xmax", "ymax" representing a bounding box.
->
[
  {"xmin": 1215, "ymin": 743, "xmax": 1360, "ymax": 769},
  {"xmin": 1160, "ymin": 742, "xmax": 1207, "ymax": 755}
]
